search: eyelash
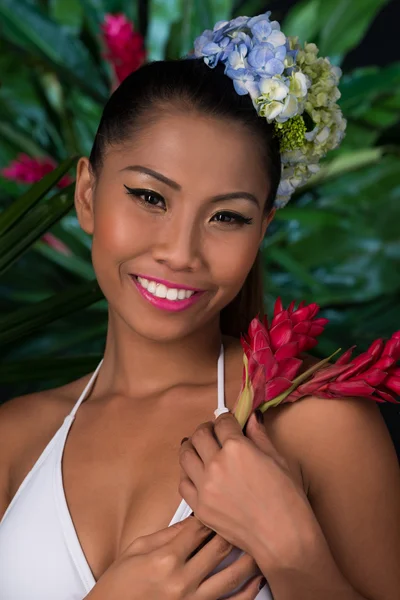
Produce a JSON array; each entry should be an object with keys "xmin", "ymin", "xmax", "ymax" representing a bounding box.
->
[{"xmin": 123, "ymin": 186, "xmax": 253, "ymax": 226}]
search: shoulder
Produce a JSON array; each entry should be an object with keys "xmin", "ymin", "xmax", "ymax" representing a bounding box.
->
[
  {"xmin": 0, "ymin": 372, "xmax": 93, "ymax": 520},
  {"xmin": 264, "ymin": 395, "xmax": 396, "ymax": 493}
]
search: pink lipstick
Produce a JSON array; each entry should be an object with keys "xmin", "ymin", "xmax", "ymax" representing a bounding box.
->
[{"xmin": 130, "ymin": 275, "xmax": 205, "ymax": 313}]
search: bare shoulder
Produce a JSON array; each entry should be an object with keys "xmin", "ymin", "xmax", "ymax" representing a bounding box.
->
[
  {"xmin": 0, "ymin": 372, "xmax": 94, "ymax": 520},
  {"xmin": 267, "ymin": 395, "xmax": 398, "ymax": 493},
  {"xmin": 264, "ymin": 396, "xmax": 400, "ymax": 600}
]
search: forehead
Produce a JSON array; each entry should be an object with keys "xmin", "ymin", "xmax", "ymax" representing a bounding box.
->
[{"xmin": 105, "ymin": 113, "xmax": 269, "ymax": 195}]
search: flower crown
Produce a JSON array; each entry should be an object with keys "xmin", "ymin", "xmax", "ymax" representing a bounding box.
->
[{"xmin": 193, "ymin": 12, "xmax": 347, "ymax": 208}]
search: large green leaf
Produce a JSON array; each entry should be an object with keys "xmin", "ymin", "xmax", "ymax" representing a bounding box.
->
[
  {"xmin": 0, "ymin": 0, "xmax": 108, "ymax": 103},
  {"xmin": 0, "ymin": 184, "xmax": 75, "ymax": 275},
  {"xmin": 317, "ymin": 0, "xmax": 390, "ymax": 59},
  {"xmin": 0, "ymin": 156, "xmax": 77, "ymax": 236},
  {"xmin": 147, "ymin": 0, "xmax": 181, "ymax": 60},
  {"xmin": 0, "ymin": 280, "xmax": 103, "ymax": 346}
]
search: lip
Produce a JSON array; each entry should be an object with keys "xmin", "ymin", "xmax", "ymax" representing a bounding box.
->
[
  {"xmin": 133, "ymin": 273, "xmax": 204, "ymax": 292},
  {"xmin": 130, "ymin": 275, "xmax": 205, "ymax": 313}
]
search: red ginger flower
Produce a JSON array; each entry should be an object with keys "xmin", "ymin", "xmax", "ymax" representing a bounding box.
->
[
  {"xmin": 233, "ymin": 299, "xmax": 400, "ymax": 429},
  {"xmin": 101, "ymin": 14, "xmax": 146, "ymax": 84},
  {"xmin": 286, "ymin": 332, "xmax": 400, "ymax": 404},
  {"xmin": 1, "ymin": 154, "xmax": 72, "ymax": 188},
  {"xmin": 233, "ymin": 298, "xmax": 329, "ymax": 426}
]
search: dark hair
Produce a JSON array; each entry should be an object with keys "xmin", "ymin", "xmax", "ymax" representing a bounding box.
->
[{"xmin": 89, "ymin": 58, "xmax": 281, "ymax": 337}]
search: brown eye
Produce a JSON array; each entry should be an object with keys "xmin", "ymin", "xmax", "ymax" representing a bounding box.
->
[
  {"xmin": 124, "ymin": 185, "xmax": 166, "ymax": 209},
  {"xmin": 211, "ymin": 211, "xmax": 252, "ymax": 225}
]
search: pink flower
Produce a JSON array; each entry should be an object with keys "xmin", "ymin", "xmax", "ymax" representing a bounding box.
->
[
  {"xmin": 101, "ymin": 13, "xmax": 146, "ymax": 84},
  {"xmin": 287, "ymin": 332, "xmax": 400, "ymax": 404},
  {"xmin": 233, "ymin": 299, "xmax": 399, "ymax": 429},
  {"xmin": 1, "ymin": 154, "xmax": 72, "ymax": 188},
  {"xmin": 233, "ymin": 298, "xmax": 329, "ymax": 425}
]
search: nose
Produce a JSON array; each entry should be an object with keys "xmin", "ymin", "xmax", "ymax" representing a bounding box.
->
[{"xmin": 151, "ymin": 213, "xmax": 202, "ymax": 273}]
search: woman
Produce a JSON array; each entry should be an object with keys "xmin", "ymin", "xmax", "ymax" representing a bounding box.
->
[{"xmin": 0, "ymin": 12, "xmax": 399, "ymax": 600}]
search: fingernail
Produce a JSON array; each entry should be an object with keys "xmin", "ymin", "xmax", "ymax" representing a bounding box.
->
[
  {"xmin": 180, "ymin": 437, "xmax": 189, "ymax": 445},
  {"xmin": 258, "ymin": 577, "xmax": 267, "ymax": 591},
  {"xmin": 255, "ymin": 409, "xmax": 263, "ymax": 424}
]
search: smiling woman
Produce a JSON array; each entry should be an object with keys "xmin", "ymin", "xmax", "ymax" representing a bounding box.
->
[{"xmin": 0, "ymin": 10, "xmax": 399, "ymax": 600}]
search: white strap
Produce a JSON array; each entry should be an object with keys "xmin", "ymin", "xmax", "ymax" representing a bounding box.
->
[
  {"xmin": 214, "ymin": 344, "xmax": 229, "ymax": 419},
  {"xmin": 70, "ymin": 359, "xmax": 104, "ymax": 419}
]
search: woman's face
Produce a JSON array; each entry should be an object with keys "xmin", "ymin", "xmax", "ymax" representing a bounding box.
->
[{"xmin": 75, "ymin": 112, "xmax": 274, "ymax": 342}]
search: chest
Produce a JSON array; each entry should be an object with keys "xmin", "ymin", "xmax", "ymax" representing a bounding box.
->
[{"xmin": 61, "ymin": 391, "xmax": 219, "ymax": 581}]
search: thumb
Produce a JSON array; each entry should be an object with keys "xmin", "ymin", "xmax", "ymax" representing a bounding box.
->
[{"xmin": 245, "ymin": 411, "xmax": 277, "ymax": 456}]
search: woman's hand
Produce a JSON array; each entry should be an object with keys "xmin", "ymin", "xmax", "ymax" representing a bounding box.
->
[
  {"xmin": 179, "ymin": 412, "xmax": 322, "ymax": 568},
  {"xmin": 85, "ymin": 515, "xmax": 265, "ymax": 600}
]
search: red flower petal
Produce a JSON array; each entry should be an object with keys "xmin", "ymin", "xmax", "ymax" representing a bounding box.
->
[
  {"xmin": 352, "ymin": 368, "xmax": 387, "ymax": 386},
  {"xmin": 276, "ymin": 357, "xmax": 302, "ymax": 380},
  {"xmin": 384, "ymin": 376, "xmax": 400, "ymax": 395},
  {"xmin": 291, "ymin": 304, "xmax": 317, "ymax": 324},
  {"xmin": 269, "ymin": 319, "xmax": 293, "ymax": 351},
  {"xmin": 336, "ymin": 346, "xmax": 356, "ymax": 365},
  {"xmin": 265, "ymin": 377, "xmax": 292, "ymax": 400},
  {"xmin": 327, "ymin": 381, "xmax": 374, "ymax": 396},
  {"xmin": 367, "ymin": 338, "xmax": 384, "ymax": 359},
  {"xmin": 335, "ymin": 353, "xmax": 374, "ymax": 381},
  {"xmin": 376, "ymin": 389, "xmax": 399, "ymax": 403},
  {"xmin": 274, "ymin": 341, "xmax": 299, "ymax": 360},
  {"xmin": 273, "ymin": 297, "xmax": 283, "ymax": 318},
  {"xmin": 382, "ymin": 338, "xmax": 400, "ymax": 359},
  {"xmin": 292, "ymin": 321, "xmax": 310, "ymax": 335}
]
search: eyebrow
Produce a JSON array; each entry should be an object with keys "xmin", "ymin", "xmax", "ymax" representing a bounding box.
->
[{"xmin": 120, "ymin": 165, "xmax": 261, "ymax": 208}]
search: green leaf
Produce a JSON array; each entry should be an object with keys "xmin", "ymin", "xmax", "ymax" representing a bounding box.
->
[
  {"xmin": 34, "ymin": 242, "xmax": 95, "ymax": 279},
  {"xmin": 0, "ymin": 184, "xmax": 75, "ymax": 275},
  {"xmin": 282, "ymin": 0, "xmax": 321, "ymax": 43},
  {"xmin": 317, "ymin": 0, "xmax": 390, "ymax": 59},
  {"xmin": 0, "ymin": 156, "xmax": 77, "ymax": 236},
  {"xmin": 0, "ymin": 0, "xmax": 108, "ymax": 103},
  {"xmin": 0, "ymin": 120, "xmax": 47, "ymax": 157},
  {"xmin": 147, "ymin": 0, "xmax": 181, "ymax": 61},
  {"xmin": 49, "ymin": 0, "xmax": 84, "ymax": 32},
  {"xmin": 0, "ymin": 280, "xmax": 103, "ymax": 345}
]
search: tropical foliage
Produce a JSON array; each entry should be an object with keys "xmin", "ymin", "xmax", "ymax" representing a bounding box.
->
[{"xmin": 0, "ymin": 0, "xmax": 399, "ymax": 402}]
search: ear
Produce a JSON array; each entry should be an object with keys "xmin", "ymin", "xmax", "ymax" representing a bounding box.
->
[
  {"xmin": 74, "ymin": 157, "xmax": 95, "ymax": 235},
  {"xmin": 260, "ymin": 207, "xmax": 276, "ymax": 243}
]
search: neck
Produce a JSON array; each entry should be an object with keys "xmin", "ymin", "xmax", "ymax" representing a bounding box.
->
[{"xmin": 96, "ymin": 309, "xmax": 223, "ymax": 398}]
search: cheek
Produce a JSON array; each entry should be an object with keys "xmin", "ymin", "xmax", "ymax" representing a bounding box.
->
[
  {"xmin": 92, "ymin": 196, "xmax": 147, "ymax": 259},
  {"xmin": 209, "ymin": 234, "xmax": 259, "ymax": 292}
]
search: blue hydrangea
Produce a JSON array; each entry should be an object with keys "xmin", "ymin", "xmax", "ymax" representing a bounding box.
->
[{"xmin": 192, "ymin": 11, "xmax": 346, "ymax": 208}]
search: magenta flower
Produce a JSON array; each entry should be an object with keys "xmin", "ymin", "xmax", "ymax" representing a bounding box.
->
[
  {"xmin": 233, "ymin": 299, "xmax": 399, "ymax": 429},
  {"xmin": 101, "ymin": 13, "xmax": 146, "ymax": 84},
  {"xmin": 286, "ymin": 332, "xmax": 400, "ymax": 404},
  {"xmin": 1, "ymin": 154, "xmax": 72, "ymax": 188}
]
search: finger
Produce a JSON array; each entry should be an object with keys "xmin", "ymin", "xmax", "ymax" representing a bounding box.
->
[
  {"xmin": 213, "ymin": 411, "xmax": 244, "ymax": 446},
  {"xmin": 245, "ymin": 413, "xmax": 284, "ymax": 464},
  {"xmin": 179, "ymin": 438, "xmax": 204, "ymax": 486},
  {"xmin": 191, "ymin": 421, "xmax": 221, "ymax": 464},
  {"xmin": 185, "ymin": 533, "xmax": 233, "ymax": 583},
  {"xmin": 124, "ymin": 518, "xmax": 190, "ymax": 555},
  {"xmin": 229, "ymin": 574, "xmax": 267, "ymax": 599},
  {"xmin": 178, "ymin": 474, "xmax": 198, "ymax": 511},
  {"xmin": 198, "ymin": 551, "xmax": 259, "ymax": 599},
  {"xmin": 167, "ymin": 515, "xmax": 214, "ymax": 561}
]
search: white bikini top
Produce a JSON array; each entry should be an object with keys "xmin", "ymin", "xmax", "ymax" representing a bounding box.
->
[{"xmin": 0, "ymin": 347, "xmax": 272, "ymax": 600}]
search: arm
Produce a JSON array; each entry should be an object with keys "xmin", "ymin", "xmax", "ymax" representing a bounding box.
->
[{"xmin": 253, "ymin": 397, "xmax": 400, "ymax": 600}]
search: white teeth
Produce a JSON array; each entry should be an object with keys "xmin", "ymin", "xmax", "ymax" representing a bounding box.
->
[
  {"xmin": 136, "ymin": 277, "xmax": 196, "ymax": 301},
  {"xmin": 155, "ymin": 284, "xmax": 167, "ymax": 298},
  {"xmin": 166, "ymin": 288, "xmax": 178, "ymax": 300}
]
